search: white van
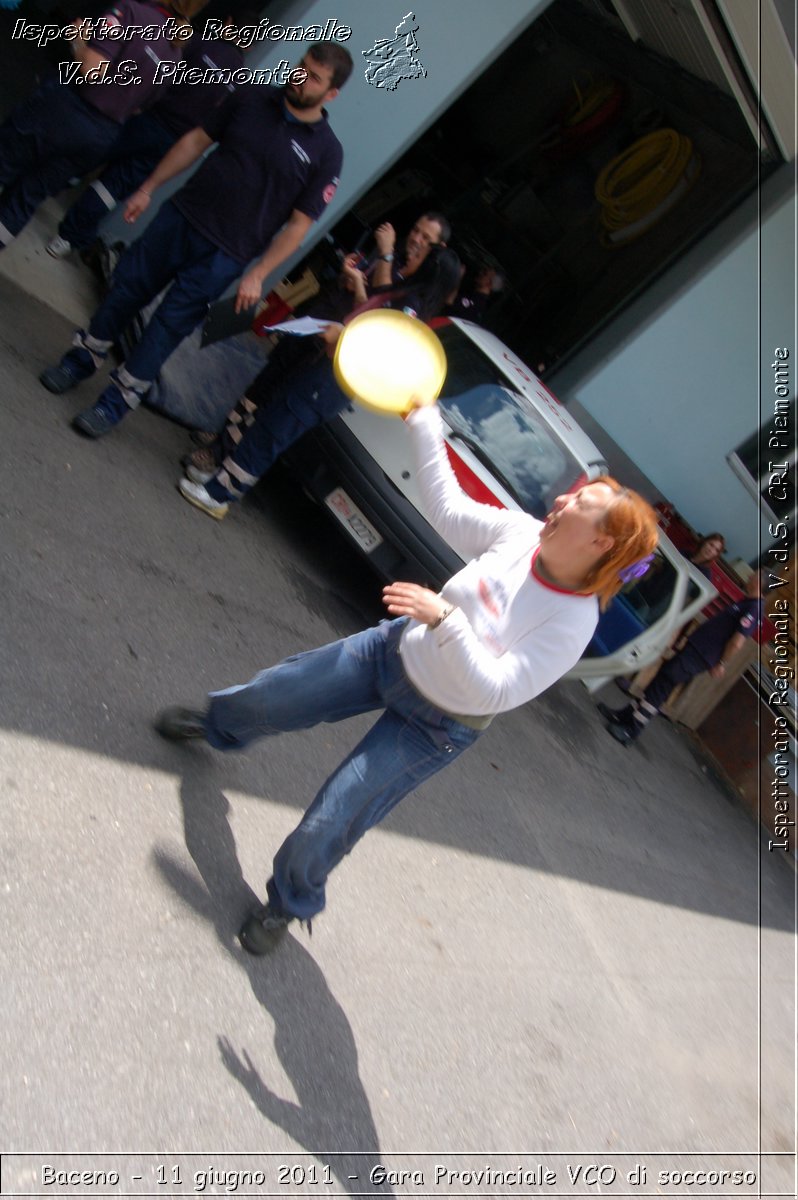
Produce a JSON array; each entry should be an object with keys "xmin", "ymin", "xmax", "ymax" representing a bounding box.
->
[{"xmin": 283, "ymin": 317, "xmax": 716, "ymax": 684}]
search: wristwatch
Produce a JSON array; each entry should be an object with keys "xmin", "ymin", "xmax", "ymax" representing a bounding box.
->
[{"xmin": 379, "ymin": 253, "xmax": 394, "ymax": 263}]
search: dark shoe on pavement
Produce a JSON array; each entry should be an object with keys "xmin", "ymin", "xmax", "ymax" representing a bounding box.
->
[
  {"xmin": 72, "ymin": 383, "xmax": 130, "ymax": 438},
  {"xmin": 40, "ymin": 332, "xmax": 104, "ymax": 394},
  {"xmin": 607, "ymin": 721, "xmax": 636, "ymax": 747},
  {"xmin": 239, "ymin": 903, "xmax": 293, "ymax": 955},
  {"xmin": 154, "ymin": 706, "xmax": 207, "ymax": 741},
  {"xmin": 41, "ymin": 364, "xmax": 84, "ymax": 394},
  {"xmin": 597, "ymin": 701, "xmax": 630, "ymax": 725}
]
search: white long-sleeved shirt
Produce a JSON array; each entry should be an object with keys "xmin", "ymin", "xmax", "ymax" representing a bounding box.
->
[{"xmin": 398, "ymin": 406, "xmax": 599, "ymax": 717}]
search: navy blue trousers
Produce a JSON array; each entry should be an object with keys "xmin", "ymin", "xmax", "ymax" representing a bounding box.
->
[
  {"xmin": 205, "ymin": 355, "xmax": 348, "ymax": 503},
  {"xmin": 0, "ymin": 77, "xmax": 120, "ymax": 242},
  {"xmin": 88, "ymin": 200, "xmax": 242, "ymax": 384},
  {"xmin": 59, "ymin": 111, "xmax": 177, "ymax": 250},
  {"xmin": 643, "ymin": 645, "xmax": 709, "ymax": 711}
]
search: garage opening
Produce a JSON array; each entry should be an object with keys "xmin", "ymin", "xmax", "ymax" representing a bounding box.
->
[{"xmin": 328, "ymin": 0, "xmax": 780, "ymax": 376}]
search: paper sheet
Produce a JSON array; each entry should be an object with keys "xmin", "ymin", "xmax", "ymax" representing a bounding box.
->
[{"xmin": 264, "ymin": 317, "xmax": 334, "ymax": 336}]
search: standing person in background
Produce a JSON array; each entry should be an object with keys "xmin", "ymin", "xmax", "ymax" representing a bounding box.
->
[
  {"xmin": 598, "ymin": 569, "xmax": 763, "ymax": 746},
  {"xmin": 178, "ymin": 245, "xmax": 463, "ymax": 520},
  {"xmin": 689, "ymin": 532, "xmax": 726, "ymax": 579},
  {"xmin": 0, "ymin": 0, "xmax": 201, "ymax": 248},
  {"xmin": 155, "ymin": 389, "xmax": 659, "ymax": 955},
  {"xmin": 46, "ymin": 9, "xmax": 260, "ymax": 260},
  {"xmin": 39, "ymin": 41, "xmax": 352, "ymax": 438}
]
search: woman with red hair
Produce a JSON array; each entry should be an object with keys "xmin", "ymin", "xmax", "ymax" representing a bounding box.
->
[{"xmin": 155, "ymin": 392, "xmax": 659, "ymax": 954}]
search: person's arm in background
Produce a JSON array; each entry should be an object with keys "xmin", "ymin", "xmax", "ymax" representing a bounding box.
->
[
  {"xmin": 709, "ymin": 631, "xmax": 747, "ymax": 679},
  {"xmin": 370, "ymin": 222, "xmax": 396, "ymax": 288},
  {"xmin": 341, "ymin": 259, "xmax": 368, "ymax": 305},
  {"xmin": 69, "ymin": 19, "xmax": 111, "ymax": 78}
]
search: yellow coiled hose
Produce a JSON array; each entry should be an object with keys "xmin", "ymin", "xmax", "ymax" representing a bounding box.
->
[{"xmin": 595, "ymin": 129, "xmax": 699, "ymax": 246}]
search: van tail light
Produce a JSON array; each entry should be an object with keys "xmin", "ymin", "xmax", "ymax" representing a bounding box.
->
[
  {"xmin": 444, "ymin": 443, "xmax": 506, "ymax": 509},
  {"xmin": 252, "ymin": 292, "xmax": 293, "ymax": 336}
]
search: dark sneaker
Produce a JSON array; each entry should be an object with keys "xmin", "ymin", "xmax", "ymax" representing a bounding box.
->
[
  {"xmin": 40, "ymin": 332, "xmax": 105, "ymax": 394},
  {"xmin": 72, "ymin": 383, "xmax": 130, "ymax": 438},
  {"xmin": 153, "ymin": 707, "xmax": 207, "ymax": 741},
  {"xmin": 597, "ymin": 701, "xmax": 632, "ymax": 725},
  {"xmin": 607, "ymin": 721, "xmax": 636, "ymax": 747},
  {"xmin": 239, "ymin": 903, "xmax": 293, "ymax": 955}
]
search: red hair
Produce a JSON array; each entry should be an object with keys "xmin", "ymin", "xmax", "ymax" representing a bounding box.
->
[{"xmin": 582, "ymin": 476, "xmax": 660, "ymax": 610}]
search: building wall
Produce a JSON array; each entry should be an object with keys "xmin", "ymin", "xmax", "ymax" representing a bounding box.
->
[
  {"xmin": 102, "ymin": 0, "xmax": 546, "ymax": 261},
  {"xmin": 551, "ymin": 169, "xmax": 796, "ymax": 563}
]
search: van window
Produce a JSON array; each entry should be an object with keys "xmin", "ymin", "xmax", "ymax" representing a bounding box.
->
[{"xmin": 439, "ymin": 383, "xmax": 582, "ymax": 519}]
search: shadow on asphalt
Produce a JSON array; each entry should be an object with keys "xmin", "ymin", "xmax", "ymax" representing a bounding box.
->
[
  {"xmin": 151, "ymin": 762, "xmax": 393, "ymax": 1198},
  {"xmin": 0, "ymin": 276, "xmax": 791, "ymax": 937}
]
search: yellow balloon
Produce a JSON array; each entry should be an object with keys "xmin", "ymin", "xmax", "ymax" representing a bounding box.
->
[{"xmin": 334, "ymin": 309, "xmax": 448, "ymax": 416}]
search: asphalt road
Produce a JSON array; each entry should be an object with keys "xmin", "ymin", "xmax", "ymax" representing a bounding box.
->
[{"xmin": 0, "ymin": 276, "xmax": 794, "ymax": 1196}]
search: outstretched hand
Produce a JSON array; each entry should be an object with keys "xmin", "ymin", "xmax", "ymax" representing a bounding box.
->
[{"xmin": 383, "ymin": 582, "xmax": 448, "ymax": 625}]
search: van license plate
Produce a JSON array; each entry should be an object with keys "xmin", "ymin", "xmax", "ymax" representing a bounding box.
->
[{"xmin": 324, "ymin": 487, "xmax": 383, "ymax": 552}]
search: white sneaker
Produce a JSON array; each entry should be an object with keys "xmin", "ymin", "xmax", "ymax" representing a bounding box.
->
[
  {"xmin": 185, "ymin": 462, "xmax": 215, "ymax": 485},
  {"xmin": 46, "ymin": 236, "xmax": 72, "ymax": 258},
  {"xmin": 178, "ymin": 477, "xmax": 229, "ymax": 520}
]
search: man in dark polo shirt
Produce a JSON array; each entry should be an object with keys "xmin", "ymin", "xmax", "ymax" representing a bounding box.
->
[
  {"xmin": 46, "ymin": 11, "xmax": 260, "ymax": 260},
  {"xmin": 598, "ymin": 569, "xmax": 764, "ymax": 746},
  {"xmin": 0, "ymin": 0, "xmax": 192, "ymax": 248},
  {"xmin": 40, "ymin": 40, "xmax": 352, "ymax": 438}
]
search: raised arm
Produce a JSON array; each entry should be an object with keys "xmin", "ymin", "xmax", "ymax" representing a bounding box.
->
[{"xmin": 406, "ymin": 403, "xmax": 532, "ymax": 561}]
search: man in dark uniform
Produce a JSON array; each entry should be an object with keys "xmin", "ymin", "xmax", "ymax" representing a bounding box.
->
[
  {"xmin": 598, "ymin": 569, "xmax": 764, "ymax": 745},
  {"xmin": 367, "ymin": 211, "xmax": 450, "ymax": 290},
  {"xmin": 445, "ymin": 263, "xmax": 503, "ymax": 325},
  {"xmin": 46, "ymin": 11, "xmax": 258, "ymax": 259},
  {"xmin": 0, "ymin": 0, "xmax": 193, "ymax": 248},
  {"xmin": 40, "ymin": 40, "xmax": 352, "ymax": 438}
]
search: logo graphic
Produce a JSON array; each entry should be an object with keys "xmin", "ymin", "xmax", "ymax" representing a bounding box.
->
[{"xmin": 362, "ymin": 11, "xmax": 426, "ymax": 91}]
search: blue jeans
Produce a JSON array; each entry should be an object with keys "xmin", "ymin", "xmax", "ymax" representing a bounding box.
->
[
  {"xmin": 89, "ymin": 199, "xmax": 242, "ymax": 388},
  {"xmin": 204, "ymin": 619, "xmax": 481, "ymax": 920},
  {"xmin": 0, "ymin": 77, "xmax": 120, "ymax": 242},
  {"xmin": 59, "ymin": 111, "xmax": 176, "ymax": 250}
]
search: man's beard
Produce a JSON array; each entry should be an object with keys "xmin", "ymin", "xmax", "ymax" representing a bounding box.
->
[{"xmin": 285, "ymin": 84, "xmax": 322, "ymax": 109}]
